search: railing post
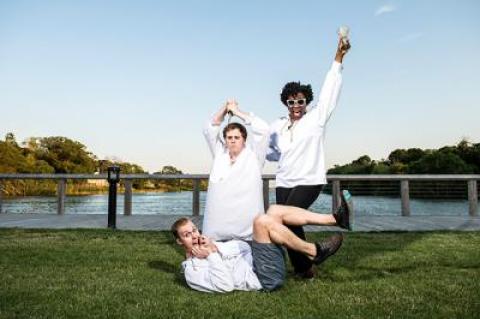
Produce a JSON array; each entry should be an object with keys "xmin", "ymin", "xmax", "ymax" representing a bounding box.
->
[
  {"xmin": 401, "ymin": 180, "xmax": 410, "ymax": 216},
  {"xmin": 192, "ymin": 179, "xmax": 200, "ymax": 216},
  {"xmin": 57, "ymin": 179, "xmax": 66, "ymax": 215},
  {"xmin": 331, "ymin": 180, "xmax": 341, "ymax": 213},
  {"xmin": 468, "ymin": 180, "xmax": 478, "ymax": 217},
  {"xmin": 263, "ymin": 179, "xmax": 270, "ymax": 211},
  {"xmin": 0, "ymin": 181, "xmax": 3, "ymax": 214},
  {"xmin": 124, "ymin": 180, "xmax": 132, "ymax": 216}
]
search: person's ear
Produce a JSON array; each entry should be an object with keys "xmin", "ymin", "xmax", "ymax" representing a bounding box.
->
[{"xmin": 176, "ymin": 238, "xmax": 183, "ymax": 246}]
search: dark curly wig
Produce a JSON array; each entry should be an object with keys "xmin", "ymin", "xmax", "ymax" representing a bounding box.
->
[{"xmin": 280, "ymin": 82, "xmax": 314, "ymax": 106}]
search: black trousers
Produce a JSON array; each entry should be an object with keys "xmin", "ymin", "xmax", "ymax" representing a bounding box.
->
[{"xmin": 276, "ymin": 184, "xmax": 324, "ymax": 274}]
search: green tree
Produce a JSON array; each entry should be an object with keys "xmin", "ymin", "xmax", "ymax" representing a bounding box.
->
[
  {"xmin": 408, "ymin": 151, "xmax": 474, "ymax": 174},
  {"xmin": 31, "ymin": 137, "xmax": 96, "ymax": 173},
  {"xmin": 388, "ymin": 148, "xmax": 425, "ymax": 164}
]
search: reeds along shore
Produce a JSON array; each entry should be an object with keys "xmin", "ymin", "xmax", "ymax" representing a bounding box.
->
[{"xmin": 0, "ymin": 179, "xmax": 209, "ymax": 197}]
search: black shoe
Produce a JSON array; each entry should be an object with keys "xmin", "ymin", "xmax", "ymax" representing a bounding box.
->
[
  {"xmin": 295, "ymin": 267, "xmax": 315, "ymax": 279},
  {"xmin": 313, "ymin": 233, "xmax": 343, "ymax": 265},
  {"xmin": 335, "ymin": 190, "xmax": 353, "ymax": 230}
]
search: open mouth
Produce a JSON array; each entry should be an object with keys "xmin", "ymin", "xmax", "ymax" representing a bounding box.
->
[{"xmin": 291, "ymin": 109, "xmax": 303, "ymax": 117}]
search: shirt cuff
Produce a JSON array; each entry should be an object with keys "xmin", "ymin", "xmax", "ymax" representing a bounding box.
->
[{"xmin": 331, "ymin": 61, "xmax": 343, "ymax": 73}]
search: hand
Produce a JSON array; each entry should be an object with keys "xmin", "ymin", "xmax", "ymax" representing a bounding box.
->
[
  {"xmin": 191, "ymin": 245, "xmax": 211, "ymax": 259},
  {"xmin": 335, "ymin": 38, "xmax": 350, "ymax": 62},
  {"xmin": 225, "ymin": 99, "xmax": 239, "ymax": 115},
  {"xmin": 199, "ymin": 235, "xmax": 218, "ymax": 253}
]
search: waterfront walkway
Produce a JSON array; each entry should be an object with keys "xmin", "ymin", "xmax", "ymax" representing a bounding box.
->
[{"xmin": 0, "ymin": 213, "xmax": 479, "ymax": 232}]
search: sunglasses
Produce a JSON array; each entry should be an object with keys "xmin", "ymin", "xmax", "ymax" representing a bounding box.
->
[{"xmin": 286, "ymin": 99, "xmax": 307, "ymax": 107}]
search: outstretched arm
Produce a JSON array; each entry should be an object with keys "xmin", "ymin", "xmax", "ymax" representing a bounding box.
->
[{"xmin": 307, "ymin": 38, "xmax": 351, "ymax": 127}]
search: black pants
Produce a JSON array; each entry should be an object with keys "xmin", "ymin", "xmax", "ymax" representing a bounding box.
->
[{"xmin": 276, "ymin": 185, "xmax": 324, "ymax": 274}]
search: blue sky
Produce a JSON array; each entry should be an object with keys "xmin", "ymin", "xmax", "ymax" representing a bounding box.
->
[{"xmin": 1, "ymin": 1, "xmax": 479, "ymax": 173}]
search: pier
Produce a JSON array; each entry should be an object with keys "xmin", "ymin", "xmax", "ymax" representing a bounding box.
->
[{"xmin": 0, "ymin": 174, "xmax": 479, "ymax": 231}]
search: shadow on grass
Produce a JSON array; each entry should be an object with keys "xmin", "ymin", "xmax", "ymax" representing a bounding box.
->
[
  {"xmin": 148, "ymin": 259, "xmax": 185, "ymax": 285},
  {"xmin": 300, "ymin": 231, "xmax": 430, "ymax": 282}
]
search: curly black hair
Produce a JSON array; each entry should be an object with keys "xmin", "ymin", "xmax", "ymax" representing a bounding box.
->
[{"xmin": 280, "ymin": 82, "xmax": 314, "ymax": 106}]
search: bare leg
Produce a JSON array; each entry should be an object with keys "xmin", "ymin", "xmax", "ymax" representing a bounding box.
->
[
  {"xmin": 253, "ymin": 215, "xmax": 316, "ymax": 258},
  {"xmin": 267, "ymin": 204, "xmax": 336, "ymax": 226}
]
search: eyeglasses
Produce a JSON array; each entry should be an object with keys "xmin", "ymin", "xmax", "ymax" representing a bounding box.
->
[{"xmin": 286, "ymin": 99, "xmax": 307, "ymax": 107}]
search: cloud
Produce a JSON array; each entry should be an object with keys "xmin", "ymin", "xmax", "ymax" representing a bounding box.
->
[
  {"xmin": 375, "ymin": 4, "xmax": 397, "ymax": 16},
  {"xmin": 398, "ymin": 32, "xmax": 424, "ymax": 43}
]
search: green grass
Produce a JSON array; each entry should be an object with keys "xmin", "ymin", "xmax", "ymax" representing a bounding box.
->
[{"xmin": 1, "ymin": 229, "xmax": 479, "ymax": 319}]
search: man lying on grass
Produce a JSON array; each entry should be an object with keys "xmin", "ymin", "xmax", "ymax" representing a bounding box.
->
[{"xmin": 171, "ymin": 191, "xmax": 352, "ymax": 293}]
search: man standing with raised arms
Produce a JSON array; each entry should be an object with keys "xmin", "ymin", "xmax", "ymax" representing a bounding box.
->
[
  {"xmin": 202, "ymin": 99, "xmax": 270, "ymax": 241},
  {"xmin": 267, "ymin": 37, "xmax": 351, "ymax": 278}
]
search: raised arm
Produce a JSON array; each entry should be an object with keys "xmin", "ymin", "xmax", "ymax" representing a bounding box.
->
[
  {"xmin": 227, "ymin": 100, "xmax": 270, "ymax": 166},
  {"xmin": 203, "ymin": 102, "xmax": 229, "ymax": 156},
  {"xmin": 308, "ymin": 38, "xmax": 350, "ymax": 127}
]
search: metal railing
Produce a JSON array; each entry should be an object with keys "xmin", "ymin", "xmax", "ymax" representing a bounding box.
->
[{"xmin": 0, "ymin": 174, "xmax": 478, "ymax": 217}]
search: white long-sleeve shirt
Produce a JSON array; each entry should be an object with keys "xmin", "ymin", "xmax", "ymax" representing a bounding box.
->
[
  {"xmin": 182, "ymin": 240, "xmax": 262, "ymax": 293},
  {"xmin": 267, "ymin": 61, "xmax": 343, "ymax": 188},
  {"xmin": 202, "ymin": 113, "xmax": 270, "ymax": 240}
]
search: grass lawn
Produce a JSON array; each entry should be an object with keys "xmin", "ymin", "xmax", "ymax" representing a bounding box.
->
[{"xmin": 1, "ymin": 229, "xmax": 479, "ymax": 319}]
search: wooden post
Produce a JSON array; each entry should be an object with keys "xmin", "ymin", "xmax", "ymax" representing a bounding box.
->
[
  {"xmin": 124, "ymin": 180, "xmax": 132, "ymax": 216},
  {"xmin": 0, "ymin": 181, "xmax": 3, "ymax": 214},
  {"xmin": 192, "ymin": 179, "xmax": 200, "ymax": 216},
  {"xmin": 468, "ymin": 180, "xmax": 478, "ymax": 217},
  {"xmin": 57, "ymin": 179, "xmax": 66, "ymax": 215},
  {"xmin": 401, "ymin": 180, "xmax": 410, "ymax": 216},
  {"xmin": 331, "ymin": 180, "xmax": 341, "ymax": 213},
  {"xmin": 263, "ymin": 179, "xmax": 270, "ymax": 211}
]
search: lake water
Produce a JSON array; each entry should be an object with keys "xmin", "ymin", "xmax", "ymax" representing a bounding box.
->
[{"xmin": 1, "ymin": 191, "xmax": 473, "ymax": 216}]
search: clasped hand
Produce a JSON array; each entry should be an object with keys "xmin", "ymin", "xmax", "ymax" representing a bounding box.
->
[
  {"xmin": 225, "ymin": 99, "xmax": 239, "ymax": 115},
  {"xmin": 192, "ymin": 235, "xmax": 218, "ymax": 259}
]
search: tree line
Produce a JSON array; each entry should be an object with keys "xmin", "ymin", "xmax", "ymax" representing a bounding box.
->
[
  {"xmin": 1, "ymin": 133, "xmax": 478, "ymax": 197},
  {"xmin": 0, "ymin": 133, "xmax": 206, "ymax": 196},
  {"xmin": 326, "ymin": 139, "xmax": 480, "ymax": 198}
]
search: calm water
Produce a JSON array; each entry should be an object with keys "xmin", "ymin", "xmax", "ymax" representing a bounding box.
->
[{"xmin": 1, "ymin": 191, "xmax": 473, "ymax": 216}]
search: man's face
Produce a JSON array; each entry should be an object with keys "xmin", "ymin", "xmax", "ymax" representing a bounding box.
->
[
  {"xmin": 225, "ymin": 128, "xmax": 245, "ymax": 155},
  {"xmin": 176, "ymin": 220, "xmax": 200, "ymax": 252},
  {"xmin": 286, "ymin": 92, "xmax": 307, "ymax": 121}
]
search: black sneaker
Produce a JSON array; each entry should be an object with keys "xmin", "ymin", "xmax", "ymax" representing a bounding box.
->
[
  {"xmin": 335, "ymin": 190, "xmax": 353, "ymax": 230},
  {"xmin": 313, "ymin": 233, "xmax": 343, "ymax": 265},
  {"xmin": 295, "ymin": 267, "xmax": 315, "ymax": 279}
]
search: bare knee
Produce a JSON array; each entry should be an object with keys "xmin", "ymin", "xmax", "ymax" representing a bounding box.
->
[
  {"xmin": 254, "ymin": 215, "xmax": 272, "ymax": 230},
  {"xmin": 253, "ymin": 215, "xmax": 274, "ymax": 242},
  {"xmin": 266, "ymin": 204, "xmax": 283, "ymax": 217}
]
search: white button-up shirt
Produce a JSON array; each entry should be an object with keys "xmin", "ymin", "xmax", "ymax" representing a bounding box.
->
[
  {"xmin": 182, "ymin": 240, "xmax": 262, "ymax": 293},
  {"xmin": 267, "ymin": 61, "xmax": 344, "ymax": 188},
  {"xmin": 202, "ymin": 113, "xmax": 270, "ymax": 240}
]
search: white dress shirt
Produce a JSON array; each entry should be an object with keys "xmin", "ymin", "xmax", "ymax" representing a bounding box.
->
[
  {"xmin": 202, "ymin": 113, "xmax": 270, "ymax": 240},
  {"xmin": 182, "ymin": 240, "xmax": 262, "ymax": 293},
  {"xmin": 267, "ymin": 61, "xmax": 344, "ymax": 188}
]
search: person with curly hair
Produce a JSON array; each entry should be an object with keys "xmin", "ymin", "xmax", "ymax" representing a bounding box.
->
[{"xmin": 267, "ymin": 37, "xmax": 351, "ymax": 279}]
